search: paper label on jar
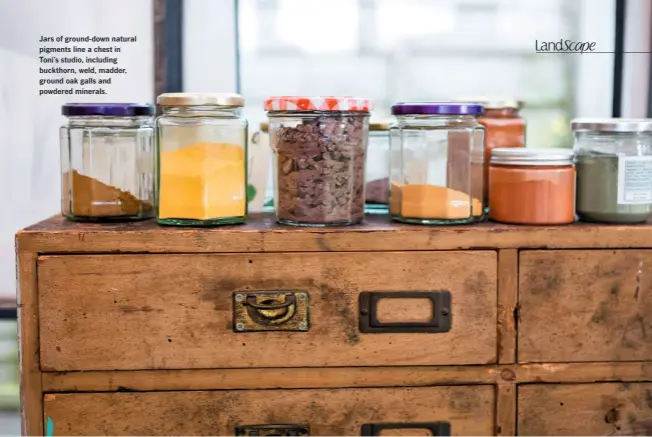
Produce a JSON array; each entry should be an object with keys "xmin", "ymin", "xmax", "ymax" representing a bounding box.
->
[{"xmin": 617, "ymin": 155, "xmax": 652, "ymax": 204}]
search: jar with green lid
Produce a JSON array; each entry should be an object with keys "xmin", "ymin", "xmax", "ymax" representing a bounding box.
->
[
  {"xmin": 365, "ymin": 121, "xmax": 390, "ymax": 214},
  {"xmin": 572, "ymin": 118, "xmax": 652, "ymax": 224}
]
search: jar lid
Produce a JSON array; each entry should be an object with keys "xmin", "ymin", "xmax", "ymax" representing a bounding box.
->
[
  {"xmin": 264, "ymin": 96, "xmax": 372, "ymax": 112},
  {"xmin": 491, "ymin": 147, "xmax": 574, "ymax": 166},
  {"xmin": 370, "ymin": 121, "xmax": 390, "ymax": 131},
  {"xmin": 478, "ymin": 99, "xmax": 523, "ymax": 110},
  {"xmin": 157, "ymin": 93, "xmax": 244, "ymax": 107},
  {"xmin": 391, "ymin": 102, "xmax": 484, "ymax": 116},
  {"xmin": 571, "ymin": 118, "xmax": 652, "ymax": 133},
  {"xmin": 61, "ymin": 103, "xmax": 154, "ymax": 117}
]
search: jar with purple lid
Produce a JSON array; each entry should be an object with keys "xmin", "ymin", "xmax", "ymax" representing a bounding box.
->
[
  {"xmin": 389, "ymin": 102, "xmax": 485, "ymax": 225},
  {"xmin": 60, "ymin": 103, "xmax": 155, "ymax": 221}
]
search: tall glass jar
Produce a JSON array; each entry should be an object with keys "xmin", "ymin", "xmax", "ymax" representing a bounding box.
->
[
  {"xmin": 156, "ymin": 93, "xmax": 248, "ymax": 226},
  {"xmin": 265, "ymin": 96, "xmax": 371, "ymax": 227},
  {"xmin": 389, "ymin": 102, "xmax": 485, "ymax": 225},
  {"xmin": 60, "ymin": 103, "xmax": 155, "ymax": 222},
  {"xmin": 572, "ymin": 118, "xmax": 652, "ymax": 224},
  {"xmin": 365, "ymin": 122, "xmax": 390, "ymax": 214},
  {"xmin": 250, "ymin": 122, "xmax": 275, "ymax": 213},
  {"xmin": 478, "ymin": 99, "xmax": 526, "ymax": 211}
]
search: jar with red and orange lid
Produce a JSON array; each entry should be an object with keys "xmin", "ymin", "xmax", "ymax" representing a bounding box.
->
[{"xmin": 265, "ymin": 96, "xmax": 372, "ymax": 227}]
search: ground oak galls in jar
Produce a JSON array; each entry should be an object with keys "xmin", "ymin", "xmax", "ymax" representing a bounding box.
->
[{"xmin": 265, "ymin": 96, "xmax": 372, "ymax": 227}]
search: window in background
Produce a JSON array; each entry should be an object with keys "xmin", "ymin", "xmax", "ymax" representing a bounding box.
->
[{"xmin": 237, "ymin": 0, "xmax": 615, "ymax": 148}]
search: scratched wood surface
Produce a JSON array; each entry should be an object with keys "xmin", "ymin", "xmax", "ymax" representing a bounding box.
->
[
  {"xmin": 43, "ymin": 386, "xmax": 495, "ymax": 436},
  {"xmin": 518, "ymin": 250, "xmax": 652, "ymax": 363},
  {"xmin": 38, "ymin": 251, "xmax": 497, "ymax": 371},
  {"xmin": 518, "ymin": 383, "xmax": 652, "ymax": 436},
  {"xmin": 16, "ymin": 214, "xmax": 652, "ymax": 253},
  {"xmin": 16, "ymin": 252, "xmax": 42, "ymax": 437}
]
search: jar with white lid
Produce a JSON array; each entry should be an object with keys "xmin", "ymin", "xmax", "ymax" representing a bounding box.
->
[
  {"xmin": 572, "ymin": 118, "xmax": 652, "ymax": 224},
  {"xmin": 60, "ymin": 103, "xmax": 155, "ymax": 222},
  {"xmin": 489, "ymin": 147, "xmax": 576, "ymax": 225},
  {"xmin": 156, "ymin": 93, "xmax": 248, "ymax": 226}
]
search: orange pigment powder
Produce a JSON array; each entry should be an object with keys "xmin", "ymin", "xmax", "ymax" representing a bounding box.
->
[{"xmin": 489, "ymin": 164, "xmax": 575, "ymax": 225}]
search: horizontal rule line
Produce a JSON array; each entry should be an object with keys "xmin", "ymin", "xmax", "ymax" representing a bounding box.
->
[{"xmin": 535, "ymin": 51, "xmax": 651, "ymax": 54}]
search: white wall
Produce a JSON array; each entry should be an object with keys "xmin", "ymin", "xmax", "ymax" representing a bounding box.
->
[{"xmin": 0, "ymin": 0, "xmax": 154, "ymax": 298}]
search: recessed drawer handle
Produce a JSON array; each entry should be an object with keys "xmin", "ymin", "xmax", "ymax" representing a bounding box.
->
[
  {"xmin": 235, "ymin": 424, "xmax": 310, "ymax": 436},
  {"xmin": 233, "ymin": 291, "xmax": 310, "ymax": 332},
  {"xmin": 359, "ymin": 291, "xmax": 452, "ymax": 333},
  {"xmin": 361, "ymin": 421, "xmax": 451, "ymax": 436}
]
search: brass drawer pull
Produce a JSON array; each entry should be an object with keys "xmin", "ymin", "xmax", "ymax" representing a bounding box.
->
[
  {"xmin": 233, "ymin": 291, "xmax": 310, "ymax": 332},
  {"xmin": 361, "ymin": 422, "xmax": 451, "ymax": 436},
  {"xmin": 359, "ymin": 291, "xmax": 452, "ymax": 333},
  {"xmin": 235, "ymin": 424, "xmax": 310, "ymax": 436}
]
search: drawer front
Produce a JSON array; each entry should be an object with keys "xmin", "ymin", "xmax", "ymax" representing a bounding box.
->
[
  {"xmin": 518, "ymin": 383, "xmax": 652, "ymax": 436},
  {"xmin": 39, "ymin": 251, "xmax": 497, "ymax": 371},
  {"xmin": 518, "ymin": 250, "xmax": 652, "ymax": 363},
  {"xmin": 43, "ymin": 386, "xmax": 495, "ymax": 436}
]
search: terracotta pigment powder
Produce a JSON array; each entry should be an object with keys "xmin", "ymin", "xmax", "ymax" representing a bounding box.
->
[
  {"xmin": 62, "ymin": 170, "xmax": 152, "ymax": 219},
  {"xmin": 489, "ymin": 148, "xmax": 575, "ymax": 225}
]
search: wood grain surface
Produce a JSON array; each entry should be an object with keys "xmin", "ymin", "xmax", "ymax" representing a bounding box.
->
[
  {"xmin": 43, "ymin": 386, "xmax": 495, "ymax": 436},
  {"xmin": 16, "ymin": 214, "xmax": 652, "ymax": 253},
  {"xmin": 518, "ymin": 383, "xmax": 652, "ymax": 436},
  {"xmin": 519, "ymin": 250, "xmax": 652, "ymax": 363},
  {"xmin": 38, "ymin": 251, "xmax": 497, "ymax": 371},
  {"xmin": 17, "ymin": 252, "xmax": 42, "ymax": 436}
]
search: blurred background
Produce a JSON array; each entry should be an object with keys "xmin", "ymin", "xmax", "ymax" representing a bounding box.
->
[{"xmin": 0, "ymin": 0, "xmax": 651, "ymax": 432}]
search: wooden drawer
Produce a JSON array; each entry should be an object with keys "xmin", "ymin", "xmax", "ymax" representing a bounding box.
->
[
  {"xmin": 43, "ymin": 385, "xmax": 495, "ymax": 436},
  {"xmin": 518, "ymin": 250, "xmax": 652, "ymax": 363},
  {"xmin": 518, "ymin": 383, "xmax": 652, "ymax": 436},
  {"xmin": 38, "ymin": 251, "xmax": 497, "ymax": 371}
]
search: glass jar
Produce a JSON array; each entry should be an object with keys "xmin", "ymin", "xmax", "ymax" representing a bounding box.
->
[
  {"xmin": 572, "ymin": 118, "xmax": 652, "ymax": 224},
  {"xmin": 489, "ymin": 148, "xmax": 575, "ymax": 225},
  {"xmin": 250, "ymin": 121, "xmax": 275, "ymax": 213},
  {"xmin": 388, "ymin": 102, "xmax": 485, "ymax": 225},
  {"xmin": 265, "ymin": 96, "xmax": 371, "ymax": 227},
  {"xmin": 156, "ymin": 93, "xmax": 248, "ymax": 226},
  {"xmin": 478, "ymin": 99, "xmax": 526, "ymax": 211},
  {"xmin": 365, "ymin": 122, "xmax": 390, "ymax": 214},
  {"xmin": 60, "ymin": 103, "xmax": 155, "ymax": 222}
]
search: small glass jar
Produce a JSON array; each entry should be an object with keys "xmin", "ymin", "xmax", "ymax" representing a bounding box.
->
[
  {"xmin": 365, "ymin": 121, "xmax": 390, "ymax": 214},
  {"xmin": 388, "ymin": 102, "xmax": 485, "ymax": 225},
  {"xmin": 478, "ymin": 99, "xmax": 526, "ymax": 210},
  {"xmin": 250, "ymin": 122, "xmax": 275, "ymax": 213},
  {"xmin": 60, "ymin": 103, "xmax": 155, "ymax": 222},
  {"xmin": 489, "ymin": 148, "xmax": 575, "ymax": 225},
  {"xmin": 156, "ymin": 93, "xmax": 248, "ymax": 226},
  {"xmin": 572, "ymin": 118, "xmax": 652, "ymax": 224},
  {"xmin": 265, "ymin": 96, "xmax": 371, "ymax": 227}
]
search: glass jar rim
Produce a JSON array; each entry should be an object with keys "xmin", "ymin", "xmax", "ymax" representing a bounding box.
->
[
  {"xmin": 157, "ymin": 93, "xmax": 244, "ymax": 107},
  {"xmin": 571, "ymin": 118, "xmax": 652, "ymax": 133},
  {"xmin": 491, "ymin": 147, "xmax": 574, "ymax": 166}
]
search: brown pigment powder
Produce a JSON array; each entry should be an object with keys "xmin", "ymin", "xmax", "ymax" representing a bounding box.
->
[{"xmin": 64, "ymin": 170, "xmax": 152, "ymax": 217}]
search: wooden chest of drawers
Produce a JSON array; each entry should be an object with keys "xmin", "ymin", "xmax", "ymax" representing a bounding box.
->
[{"xmin": 16, "ymin": 215, "xmax": 652, "ymax": 436}]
